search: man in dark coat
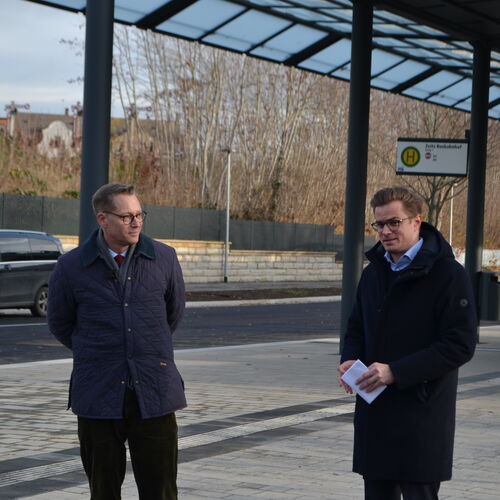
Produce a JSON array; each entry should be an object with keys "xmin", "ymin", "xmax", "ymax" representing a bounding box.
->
[
  {"xmin": 48, "ymin": 183, "xmax": 186, "ymax": 500},
  {"xmin": 338, "ymin": 186, "xmax": 477, "ymax": 500}
]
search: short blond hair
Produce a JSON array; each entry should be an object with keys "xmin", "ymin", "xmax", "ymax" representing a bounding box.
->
[{"xmin": 370, "ymin": 186, "xmax": 423, "ymax": 216}]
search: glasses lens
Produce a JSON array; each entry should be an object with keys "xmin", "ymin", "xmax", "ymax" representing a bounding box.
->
[{"xmin": 387, "ymin": 220, "xmax": 400, "ymax": 231}]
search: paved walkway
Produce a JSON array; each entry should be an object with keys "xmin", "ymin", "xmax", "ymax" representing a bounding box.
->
[{"xmin": 0, "ymin": 304, "xmax": 499, "ymax": 499}]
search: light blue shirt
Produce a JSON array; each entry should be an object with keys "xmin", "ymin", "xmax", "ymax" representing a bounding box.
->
[
  {"xmin": 384, "ymin": 238, "xmax": 423, "ymax": 272},
  {"xmin": 108, "ymin": 248, "xmax": 127, "ymax": 259}
]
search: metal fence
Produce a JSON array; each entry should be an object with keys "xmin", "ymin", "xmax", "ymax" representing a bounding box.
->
[{"xmin": 0, "ymin": 193, "xmax": 368, "ymax": 253}]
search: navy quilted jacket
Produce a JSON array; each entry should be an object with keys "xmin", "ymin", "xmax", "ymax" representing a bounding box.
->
[{"xmin": 47, "ymin": 230, "xmax": 186, "ymax": 419}]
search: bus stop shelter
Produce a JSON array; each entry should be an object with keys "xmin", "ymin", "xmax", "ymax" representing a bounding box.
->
[{"xmin": 19, "ymin": 0, "xmax": 500, "ymax": 338}]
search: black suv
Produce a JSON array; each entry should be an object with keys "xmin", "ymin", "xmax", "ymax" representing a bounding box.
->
[{"xmin": 0, "ymin": 230, "xmax": 63, "ymax": 316}]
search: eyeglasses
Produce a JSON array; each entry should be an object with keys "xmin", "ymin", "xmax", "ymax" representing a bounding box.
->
[
  {"xmin": 371, "ymin": 216, "xmax": 412, "ymax": 233},
  {"xmin": 103, "ymin": 211, "xmax": 147, "ymax": 225}
]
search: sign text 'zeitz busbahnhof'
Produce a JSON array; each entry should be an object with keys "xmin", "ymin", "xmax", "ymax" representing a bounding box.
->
[{"xmin": 396, "ymin": 138, "xmax": 469, "ymax": 177}]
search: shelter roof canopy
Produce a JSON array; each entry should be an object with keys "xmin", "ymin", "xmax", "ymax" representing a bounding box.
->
[{"xmin": 24, "ymin": 0, "xmax": 500, "ymax": 119}]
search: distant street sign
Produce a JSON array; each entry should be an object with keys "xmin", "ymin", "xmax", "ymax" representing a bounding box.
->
[{"xmin": 396, "ymin": 138, "xmax": 468, "ymax": 177}]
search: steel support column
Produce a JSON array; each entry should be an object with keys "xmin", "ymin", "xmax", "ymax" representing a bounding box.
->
[
  {"xmin": 465, "ymin": 43, "xmax": 490, "ymax": 317},
  {"xmin": 78, "ymin": 0, "xmax": 115, "ymax": 243},
  {"xmin": 340, "ymin": 0, "xmax": 373, "ymax": 352}
]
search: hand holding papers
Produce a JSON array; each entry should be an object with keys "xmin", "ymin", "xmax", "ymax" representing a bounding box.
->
[{"xmin": 341, "ymin": 359, "xmax": 387, "ymax": 404}]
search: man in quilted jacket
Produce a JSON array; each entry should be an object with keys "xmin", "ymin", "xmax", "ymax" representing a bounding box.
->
[{"xmin": 48, "ymin": 183, "xmax": 186, "ymax": 500}]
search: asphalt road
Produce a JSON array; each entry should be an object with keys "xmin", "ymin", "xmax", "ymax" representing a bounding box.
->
[{"xmin": 0, "ymin": 301, "xmax": 341, "ymax": 364}]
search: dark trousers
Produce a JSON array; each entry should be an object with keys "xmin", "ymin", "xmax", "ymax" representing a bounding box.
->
[
  {"xmin": 364, "ymin": 478, "xmax": 440, "ymax": 500},
  {"xmin": 78, "ymin": 389, "xmax": 178, "ymax": 500}
]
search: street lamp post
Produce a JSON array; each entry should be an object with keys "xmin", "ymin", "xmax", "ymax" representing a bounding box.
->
[
  {"xmin": 449, "ymin": 182, "xmax": 457, "ymax": 247},
  {"xmin": 222, "ymin": 148, "xmax": 231, "ymax": 282}
]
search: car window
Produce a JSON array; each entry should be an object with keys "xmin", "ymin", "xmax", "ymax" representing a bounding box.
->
[
  {"xmin": 0, "ymin": 236, "xmax": 31, "ymax": 262},
  {"xmin": 29, "ymin": 237, "xmax": 61, "ymax": 260}
]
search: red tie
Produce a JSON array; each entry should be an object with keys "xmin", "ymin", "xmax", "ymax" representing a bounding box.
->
[{"xmin": 115, "ymin": 254, "xmax": 124, "ymax": 267}]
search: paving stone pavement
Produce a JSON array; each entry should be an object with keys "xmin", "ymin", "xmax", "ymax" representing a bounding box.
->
[{"xmin": 0, "ymin": 321, "xmax": 499, "ymax": 499}]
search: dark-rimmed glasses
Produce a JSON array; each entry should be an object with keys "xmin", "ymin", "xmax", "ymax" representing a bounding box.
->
[
  {"xmin": 103, "ymin": 211, "xmax": 147, "ymax": 225},
  {"xmin": 371, "ymin": 216, "xmax": 412, "ymax": 233}
]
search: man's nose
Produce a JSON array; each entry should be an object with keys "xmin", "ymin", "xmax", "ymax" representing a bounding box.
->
[{"xmin": 381, "ymin": 223, "xmax": 393, "ymax": 235}]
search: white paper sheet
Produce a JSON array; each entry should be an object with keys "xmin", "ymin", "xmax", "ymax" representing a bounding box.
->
[{"xmin": 341, "ymin": 359, "xmax": 386, "ymax": 404}]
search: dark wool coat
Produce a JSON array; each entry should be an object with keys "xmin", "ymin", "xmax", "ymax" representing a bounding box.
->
[
  {"xmin": 47, "ymin": 230, "xmax": 186, "ymax": 419},
  {"xmin": 341, "ymin": 222, "xmax": 477, "ymax": 482}
]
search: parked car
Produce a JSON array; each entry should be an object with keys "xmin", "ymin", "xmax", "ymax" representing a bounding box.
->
[{"xmin": 0, "ymin": 230, "xmax": 63, "ymax": 316}]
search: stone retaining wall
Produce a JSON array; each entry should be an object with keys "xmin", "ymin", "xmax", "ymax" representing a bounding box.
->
[
  {"xmin": 56, "ymin": 236, "xmax": 499, "ymax": 284},
  {"xmin": 56, "ymin": 236, "xmax": 341, "ymax": 283}
]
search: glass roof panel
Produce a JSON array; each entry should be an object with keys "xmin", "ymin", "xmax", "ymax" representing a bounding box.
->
[
  {"xmin": 371, "ymin": 49, "xmax": 404, "ymax": 76},
  {"xmin": 455, "ymin": 99, "xmax": 472, "ymax": 112},
  {"xmin": 202, "ymin": 33, "xmax": 254, "ymax": 51},
  {"xmin": 297, "ymin": 38, "xmax": 351, "ymax": 73},
  {"xmin": 249, "ymin": 0, "xmax": 289, "ymax": 6},
  {"xmin": 373, "ymin": 37, "xmax": 412, "ymax": 48},
  {"xmin": 489, "ymin": 105, "xmax": 500, "ymax": 119},
  {"xmin": 42, "ymin": 0, "xmax": 86, "ymax": 8},
  {"xmin": 411, "ymin": 24, "xmax": 448, "ymax": 36},
  {"xmin": 214, "ymin": 10, "xmax": 292, "ymax": 47},
  {"xmin": 324, "ymin": 9, "xmax": 352, "ymax": 22},
  {"xmin": 428, "ymin": 94, "xmax": 461, "ymax": 106},
  {"xmin": 157, "ymin": 0, "xmax": 246, "ymax": 38},
  {"xmin": 374, "ymin": 10, "xmax": 415, "ymax": 25},
  {"xmin": 454, "ymin": 41, "xmax": 473, "ymax": 50},
  {"xmin": 116, "ymin": 0, "xmax": 166, "ymax": 20},
  {"xmin": 331, "ymin": 63, "xmax": 350, "ymax": 80},
  {"xmin": 373, "ymin": 24, "xmax": 415, "ymax": 36},
  {"xmin": 434, "ymin": 57, "xmax": 467, "ymax": 68},
  {"xmin": 156, "ymin": 21, "xmax": 201, "ymax": 39},
  {"xmin": 402, "ymin": 87, "xmax": 432, "ymax": 99},
  {"xmin": 489, "ymin": 86, "xmax": 500, "ymax": 101},
  {"xmin": 317, "ymin": 22, "xmax": 352, "ymax": 33},
  {"xmin": 399, "ymin": 47, "xmax": 443, "ymax": 59},
  {"xmin": 251, "ymin": 46, "xmax": 289, "ymax": 61},
  {"xmin": 261, "ymin": 24, "xmax": 327, "ymax": 53},
  {"xmin": 271, "ymin": 7, "xmax": 334, "ymax": 23},
  {"xmin": 329, "ymin": 0, "xmax": 352, "ymax": 6},
  {"xmin": 411, "ymin": 71, "xmax": 463, "ymax": 94},
  {"xmin": 411, "ymin": 38, "xmax": 454, "ymax": 50},
  {"xmin": 374, "ymin": 60, "xmax": 430, "ymax": 90},
  {"xmin": 438, "ymin": 78, "xmax": 471, "ymax": 100},
  {"xmin": 292, "ymin": 0, "xmax": 336, "ymax": 7},
  {"xmin": 115, "ymin": 7, "xmax": 143, "ymax": 23}
]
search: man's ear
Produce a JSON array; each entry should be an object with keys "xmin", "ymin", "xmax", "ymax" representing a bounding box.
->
[
  {"xmin": 96, "ymin": 212, "xmax": 107, "ymax": 229},
  {"xmin": 414, "ymin": 214, "xmax": 423, "ymax": 229}
]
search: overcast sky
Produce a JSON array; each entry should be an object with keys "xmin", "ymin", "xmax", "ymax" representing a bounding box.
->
[{"xmin": 0, "ymin": 0, "xmax": 85, "ymax": 116}]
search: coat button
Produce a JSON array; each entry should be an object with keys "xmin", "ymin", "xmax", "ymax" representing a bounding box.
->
[
  {"xmin": 128, "ymin": 355, "xmax": 132, "ymax": 359},
  {"xmin": 124, "ymin": 303, "xmax": 128, "ymax": 307}
]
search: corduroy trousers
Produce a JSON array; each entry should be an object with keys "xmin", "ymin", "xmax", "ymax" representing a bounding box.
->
[{"xmin": 78, "ymin": 389, "xmax": 178, "ymax": 500}]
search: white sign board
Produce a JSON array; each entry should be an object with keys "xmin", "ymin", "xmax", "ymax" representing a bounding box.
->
[{"xmin": 396, "ymin": 138, "xmax": 468, "ymax": 176}]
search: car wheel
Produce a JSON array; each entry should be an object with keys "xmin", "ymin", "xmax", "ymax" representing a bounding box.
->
[{"xmin": 31, "ymin": 285, "xmax": 49, "ymax": 317}]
